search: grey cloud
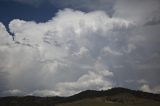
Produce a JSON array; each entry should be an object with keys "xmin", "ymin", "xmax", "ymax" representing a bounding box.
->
[
  {"xmin": 1, "ymin": 89, "xmax": 24, "ymax": 97},
  {"xmin": 140, "ymin": 83, "xmax": 160, "ymax": 94},
  {"xmin": 1, "ymin": 0, "xmax": 160, "ymax": 96},
  {"xmin": 55, "ymin": 70, "xmax": 113, "ymax": 96},
  {"xmin": 113, "ymin": 0, "xmax": 160, "ymax": 25},
  {"xmin": 145, "ymin": 12, "xmax": 160, "ymax": 26},
  {"xmin": 0, "ymin": 9, "xmax": 132, "ymax": 96},
  {"xmin": 145, "ymin": 20, "xmax": 160, "ymax": 26}
]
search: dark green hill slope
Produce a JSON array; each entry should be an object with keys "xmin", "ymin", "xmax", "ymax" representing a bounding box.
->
[{"xmin": 0, "ymin": 87, "xmax": 160, "ymax": 106}]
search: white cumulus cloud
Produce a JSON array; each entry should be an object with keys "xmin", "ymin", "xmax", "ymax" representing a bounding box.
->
[{"xmin": 0, "ymin": 8, "xmax": 148, "ymax": 97}]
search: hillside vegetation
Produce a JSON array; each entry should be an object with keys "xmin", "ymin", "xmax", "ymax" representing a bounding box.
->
[{"xmin": 0, "ymin": 87, "xmax": 160, "ymax": 106}]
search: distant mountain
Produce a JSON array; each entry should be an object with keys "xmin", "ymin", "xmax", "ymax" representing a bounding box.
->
[{"xmin": 0, "ymin": 87, "xmax": 160, "ymax": 106}]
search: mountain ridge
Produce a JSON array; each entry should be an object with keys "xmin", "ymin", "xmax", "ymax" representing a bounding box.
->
[{"xmin": 0, "ymin": 87, "xmax": 160, "ymax": 106}]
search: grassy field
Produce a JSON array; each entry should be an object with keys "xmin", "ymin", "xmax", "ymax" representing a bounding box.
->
[
  {"xmin": 57, "ymin": 99, "xmax": 127, "ymax": 106},
  {"xmin": 56, "ymin": 96, "xmax": 160, "ymax": 106}
]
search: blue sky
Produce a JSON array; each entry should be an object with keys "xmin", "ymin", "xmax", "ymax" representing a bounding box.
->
[
  {"xmin": 0, "ymin": 0, "xmax": 160, "ymax": 97},
  {"xmin": 0, "ymin": 1, "xmax": 58, "ymax": 27}
]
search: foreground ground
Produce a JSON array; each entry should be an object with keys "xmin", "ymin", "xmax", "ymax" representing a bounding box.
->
[{"xmin": 57, "ymin": 94, "xmax": 160, "ymax": 106}]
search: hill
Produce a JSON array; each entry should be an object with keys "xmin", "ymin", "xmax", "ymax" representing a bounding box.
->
[{"xmin": 0, "ymin": 87, "xmax": 160, "ymax": 106}]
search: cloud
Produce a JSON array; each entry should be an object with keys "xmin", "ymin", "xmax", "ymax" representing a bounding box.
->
[
  {"xmin": 1, "ymin": 89, "xmax": 24, "ymax": 96},
  {"xmin": 55, "ymin": 70, "xmax": 113, "ymax": 96},
  {"xmin": 137, "ymin": 79, "xmax": 148, "ymax": 84},
  {"xmin": 1, "ymin": 0, "xmax": 160, "ymax": 96},
  {"xmin": 29, "ymin": 89, "xmax": 60, "ymax": 97},
  {"xmin": 113, "ymin": 0, "xmax": 160, "ymax": 25},
  {"xmin": 103, "ymin": 46, "xmax": 122, "ymax": 56},
  {"xmin": 0, "ymin": 22, "xmax": 12, "ymax": 45},
  {"xmin": 140, "ymin": 84, "xmax": 153, "ymax": 93},
  {"xmin": 140, "ymin": 84, "xmax": 160, "ymax": 94},
  {"xmin": 0, "ymin": 8, "xmax": 133, "ymax": 96}
]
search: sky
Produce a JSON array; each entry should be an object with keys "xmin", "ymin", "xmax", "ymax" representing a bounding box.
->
[{"xmin": 0, "ymin": 0, "xmax": 160, "ymax": 97}]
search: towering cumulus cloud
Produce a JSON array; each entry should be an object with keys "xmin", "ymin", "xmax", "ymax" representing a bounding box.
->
[
  {"xmin": 0, "ymin": 9, "xmax": 132, "ymax": 96},
  {"xmin": 0, "ymin": 0, "xmax": 160, "ymax": 96}
]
